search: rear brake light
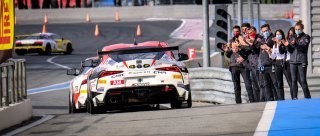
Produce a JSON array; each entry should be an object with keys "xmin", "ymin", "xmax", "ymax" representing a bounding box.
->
[
  {"xmin": 156, "ymin": 66, "xmax": 180, "ymax": 72},
  {"xmin": 99, "ymin": 71, "xmax": 123, "ymax": 78},
  {"xmin": 81, "ymin": 80, "xmax": 87, "ymax": 85},
  {"xmin": 15, "ymin": 42, "xmax": 22, "ymax": 45},
  {"xmin": 34, "ymin": 41, "xmax": 43, "ymax": 45}
]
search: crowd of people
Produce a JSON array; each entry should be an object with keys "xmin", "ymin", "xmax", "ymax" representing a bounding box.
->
[{"xmin": 217, "ymin": 20, "xmax": 311, "ymax": 103}]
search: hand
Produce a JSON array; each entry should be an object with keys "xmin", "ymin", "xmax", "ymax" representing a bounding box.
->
[
  {"xmin": 236, "ymin": 57, "xmax": 244, "ymax": 64},
  {"xmin": 231, "ymin": 42, "xmax": 239, "ymax": 48}
]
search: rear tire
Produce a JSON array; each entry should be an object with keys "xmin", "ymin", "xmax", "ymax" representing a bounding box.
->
[
  {"xmin": 187, "ymin": 91, "xmax": 192, "ymax": 108},
  {"xmin": 15, "ymin": 50, "xmax": 26, "ymax": 56},
  {"xmin": 171, "ymin": 100, "xmax": 182, "ymax": 109},
  {"xmin": 39, "ymin": 44, "xmax": 51, "ymax": 55}
]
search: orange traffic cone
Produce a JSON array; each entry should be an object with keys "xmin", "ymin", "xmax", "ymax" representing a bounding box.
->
[
  {"xmin": 42, "ymin": 24, "xmax": 47, "ymax": 33},
  {"xmin": 44, "ymin": 14, "xmax": 48, "ymax": 24},
  {"xmin": 290, "ymin": 10, "xmax": 294, "ymax": 19},
  {"xmin": 136, "ymin": 25, "xmax": 142, "ymax": 37},
  {"xmin": 86, "ymin": 13, "xmax": 91, "ymax": 23},
  {"xmin": 285, "ymin": 10, "xmax": 289, "ymax": 19},
  {"xmin": 115, "ymin": 12, "xmax": 120, "ymax": 22},
  {"xmin": 94, "ymin": 24, "xmax": 100, "ymax": 37}
]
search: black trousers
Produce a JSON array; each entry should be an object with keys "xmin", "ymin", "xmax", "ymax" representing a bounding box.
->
[
  {"xmin": 250, "ymin": 67, "xmax": 262, "ymax": 102},
  {"xmin": 283, "ymin": 61, "xmax": 303, "ymax": 99},
  {"xmin": 230, "ymin": 66, "xmax": 255, "ymax": 104},
  {"xmin": 290, "ymin": 63, "xmax": 311, "ymax": 99},
  {"xmin": 274, "ymin": 60, "xmax": 285, "ymax": 100},
  {"xmin": 262, "ymin": 66, "xmax": 282, "ymax": 101}
]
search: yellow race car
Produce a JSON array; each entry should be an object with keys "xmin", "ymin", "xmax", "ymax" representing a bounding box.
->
[{"xmin": 14, "ymin": 33, "xmax": 73, "ymax": 55}]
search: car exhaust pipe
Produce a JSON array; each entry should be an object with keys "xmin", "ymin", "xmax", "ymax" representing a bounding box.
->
[{"xmin": 110, "ymin": 97, "xmax": 118, "ymax": 104}]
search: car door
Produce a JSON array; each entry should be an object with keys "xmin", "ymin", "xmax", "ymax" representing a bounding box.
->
[{"xmin": 51, "ymin": 34, "xmax": 65, "ymax": 51}]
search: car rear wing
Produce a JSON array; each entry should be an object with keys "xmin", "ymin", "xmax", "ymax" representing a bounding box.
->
[{"xmin": 97, "ymin": 46, "xmax": 179, "ymax": 56}]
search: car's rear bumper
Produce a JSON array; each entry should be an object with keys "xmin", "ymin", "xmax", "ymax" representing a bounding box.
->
[
  {"xmin": 15, "ymin": 46, "xmax": 45, "ymax": 53},
  {"xmin": 98, "ymin": 85, "xmax": 181, "ymax": 107}
]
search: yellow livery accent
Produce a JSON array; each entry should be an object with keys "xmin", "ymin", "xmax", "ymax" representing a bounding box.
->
[{"xmin": 173, "ymin": 74, "xmax": 182, "ymax": 79}]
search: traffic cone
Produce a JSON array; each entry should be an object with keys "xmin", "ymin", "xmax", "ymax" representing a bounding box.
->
[
  {"xmin": 94, "ymin": 24, "xmax": 100, "ymax": 37},
  {"xmin": 42, "ymin": 24, "xmax": 47, "ymax": 33},
  {"xmin": 290, "ymin": 10, "xmax": 294, "ymax": 19},
  {"xmin": 44, "ymin": 14, "xmax": 48, "ymax": 24},
  {"xmin": 136, "ymin": 25, "xmax": 142, "ymax": 37},
  {"xmin": 285, "ymin": 10, "xmax": 289, "ymax": 19},
  {"xmin": 115, "ymin": 12, "xmax": 120, "ymax": 22},
  {"xmin": 86, "ymin": 13, "xmax": 91, "ymax": 23}
]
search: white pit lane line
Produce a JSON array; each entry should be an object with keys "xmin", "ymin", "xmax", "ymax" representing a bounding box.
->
[
  {"xmin": 26, "ymin": 56, "xmax": 71, "ymax": 95},
  {"xmin": 3, "ymin": 115, "xmax": 55, "ymax": 136},
  {"xmin": 47, "ymin": 56, "xmax": 71, "ymax": 69},
  {"xmin": 254, "ymin": 101, "xmax": 277, "ymax": 136}
]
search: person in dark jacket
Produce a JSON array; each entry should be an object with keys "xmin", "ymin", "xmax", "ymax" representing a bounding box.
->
[
  {"xmin": 282, "ymin": 20, "xmax": 311, "ymax": 99},
  {"xmin": 269, "ymin": 29, "xmax": 286, "ymax": 100},
  {"xmin": 223, "ymin": 42, "xmax": 254, "ymax": 103},
  {"xmin": 238, "ymin": 27, "xmax": 265, "ymax": 102},
  {"xmin": 282, "ymin": 27, "xmax": 303, "ymax": 99},
  {"xmin": 259, "ymin": 24, "xmax": 282, "ymax": 101}
]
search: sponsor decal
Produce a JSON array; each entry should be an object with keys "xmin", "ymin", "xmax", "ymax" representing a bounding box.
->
[
  {"xmin": 74, "ymin": 86, "xmax": 79, "ymax": 93},
  {"xmin": 0, "ymin": 0, "xmax": 14, "ymax": 50},
  {"xmin": 173, "ymin": 74, "xmax": 182, "ymax": 79},
  {"xmin": 128, "ymin": 71, "xmax": 151, "ymax": 75},
  {"xmin": 98, "ymin": 79, "xmax": 107, "ymax": 84},
  {"xmin": 80, "ymin": 89, "xmax": 87, "ymax": 94},
  {"xmin": 97, "ymin": 87, "xmax": 104, "ymax": 92},
  {"xmin": 111, "ymin": 74, "xmax": 123, "ymax": 78},
  {"xmin": 111, "ymin": 80, "xmax": 124, "ymax": 85},
  {"xmin": 177, "ymin": 83, "xmax": 185, "ymax": 88},
  {"xmin": 132, "ymin": 82, "xmax": 150, "ymax": 86},
  {"xmin": 154, "ymin": 71, "xmax": 166, "ymax": 74}
]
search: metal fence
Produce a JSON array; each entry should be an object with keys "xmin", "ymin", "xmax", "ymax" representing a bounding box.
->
[{"xmin": 0, "ymin": 59, "xmax": 27, "ymax": 108}]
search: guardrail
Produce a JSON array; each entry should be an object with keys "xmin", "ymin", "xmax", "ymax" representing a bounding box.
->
[
  {"xmin": 0, "ymin": 59, "xmax": 27, "ymax": 108},
  {"xmin": 189, "ymin": 67, "xmax": 249, "ymax": 104}
]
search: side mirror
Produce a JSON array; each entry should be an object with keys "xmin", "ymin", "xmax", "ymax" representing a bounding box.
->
[
  {"xmin": 67, "ymin": 68, "xmax": 80, "ymax": 76},
  {"xmin": 178, "ymin": 53, "xmax": 189, "ymax": 61},
  {"xmin": 82, "ymin": 59, "xmax": 100, "ymax": 67}
]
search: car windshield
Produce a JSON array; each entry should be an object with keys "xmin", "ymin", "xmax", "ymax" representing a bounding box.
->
[
  {"xmin": 108, "ymin": 52, "xmax": 166, "ymax": 62},
  {"xmin": 80, "ymin": 67, "xmax": 91, "ymax": 74}
]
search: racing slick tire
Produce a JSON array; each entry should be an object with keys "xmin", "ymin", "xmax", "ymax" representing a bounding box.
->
[
  {"xmin": 86, "ymin": 98, "xmax": 104, "ymax": 114},
  {"xmin": 39, "ymin": 44, "xmax": 51, "ymax": 55},
  {"xmin": 64, "ymin": 44, "xmax": 73, "ymax": 55},
  {"xmin": 15, "ymin": 50, "xmax": 26, "ymax": 56},
  {"xmin": 170, "ymin": 100, "xmax": 183, "ymax": 109},
  {"xmin": 187, "ymin": 91, "xmax": 192, "ymax": 108},
  {"xmin": 68, "ymin": 93, "xmax": 81, "ymax": 113}
]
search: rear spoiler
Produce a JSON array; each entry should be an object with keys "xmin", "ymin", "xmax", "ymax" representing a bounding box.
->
[{"xmin": 97, "ymin": 46, "xmax": 179, "ymax": 56}]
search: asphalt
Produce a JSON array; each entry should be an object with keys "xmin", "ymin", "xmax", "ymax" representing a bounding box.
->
[{"xmin": 10, "ymin": 20, "xmax": 313, "ymax": 136}]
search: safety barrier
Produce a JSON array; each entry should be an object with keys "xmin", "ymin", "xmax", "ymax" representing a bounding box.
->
[
  {"xmin": 189, "ymin": 67, "xmax": 249, "ymax": 104},
  {"xmin": 0, "ymin": 59, "xmax": 27, "ymax": 108}
]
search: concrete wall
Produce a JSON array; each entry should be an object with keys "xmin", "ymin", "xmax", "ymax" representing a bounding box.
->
[
  {"xmin": 16, "ymin": 4, "xmax": 293, "ymax": 25},
  {"xmin": 0, "ymin": 99, "xmax": 32, "ymax": 131}
]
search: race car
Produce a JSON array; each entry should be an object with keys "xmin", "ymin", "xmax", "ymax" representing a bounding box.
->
[
  {"xmin": 14, "ymin": 32, "xmax": 73, "ymax": 55},
  {"xmin": 85, "ymin": 41, "xmax": 192, "ymax": 114},
  {"xmin": 67, "ymin": 57, "xmax": 100, "ymax": 113}
]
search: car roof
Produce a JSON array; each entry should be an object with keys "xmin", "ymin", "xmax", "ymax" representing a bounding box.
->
[
  {"xmin": 32, "ymin": 32, "xmax": 56, "ymax": 36},
  {"xmin": 101, "ymin": 41, "xmax": 169, "ymax": 52}
]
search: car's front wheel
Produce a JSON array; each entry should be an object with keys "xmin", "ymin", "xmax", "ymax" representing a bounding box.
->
[
  {"xmin": 15, "ymin": 50, "xmax": 26, "ymax": 56},
  {"xmin": 64, "ymin": 44, "xmax": 73, "ymax": 55},
  {"xmin": 68, "ymin": 93, "xmax": 81, "ymax": 113}
]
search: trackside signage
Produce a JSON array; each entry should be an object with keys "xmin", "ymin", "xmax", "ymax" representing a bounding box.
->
[{"xmin": 0, "ymin": 0, "xmax": 14, "ymax": 50}]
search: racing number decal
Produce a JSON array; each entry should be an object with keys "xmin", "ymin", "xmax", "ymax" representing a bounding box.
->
[{"xmin": 111, "ymin": 80, "xmax": 124, "ymax": 85}]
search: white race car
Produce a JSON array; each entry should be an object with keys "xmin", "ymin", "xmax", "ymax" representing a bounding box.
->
[
  {"xmin": 67, "ymin": 57, "xmax": 100, "ymax": 113},
  {"xmin": 15, "ymin": 32, "xmax": 73, "ymax": 55},
  {"xmin": 85, "ymin": 41, "xmax": 192, "ymax": 114}
]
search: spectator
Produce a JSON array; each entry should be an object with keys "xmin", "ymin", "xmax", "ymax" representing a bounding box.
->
[{"xmin": 282, "ymin": 20, "xmax": 311, "ymax": 99}]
